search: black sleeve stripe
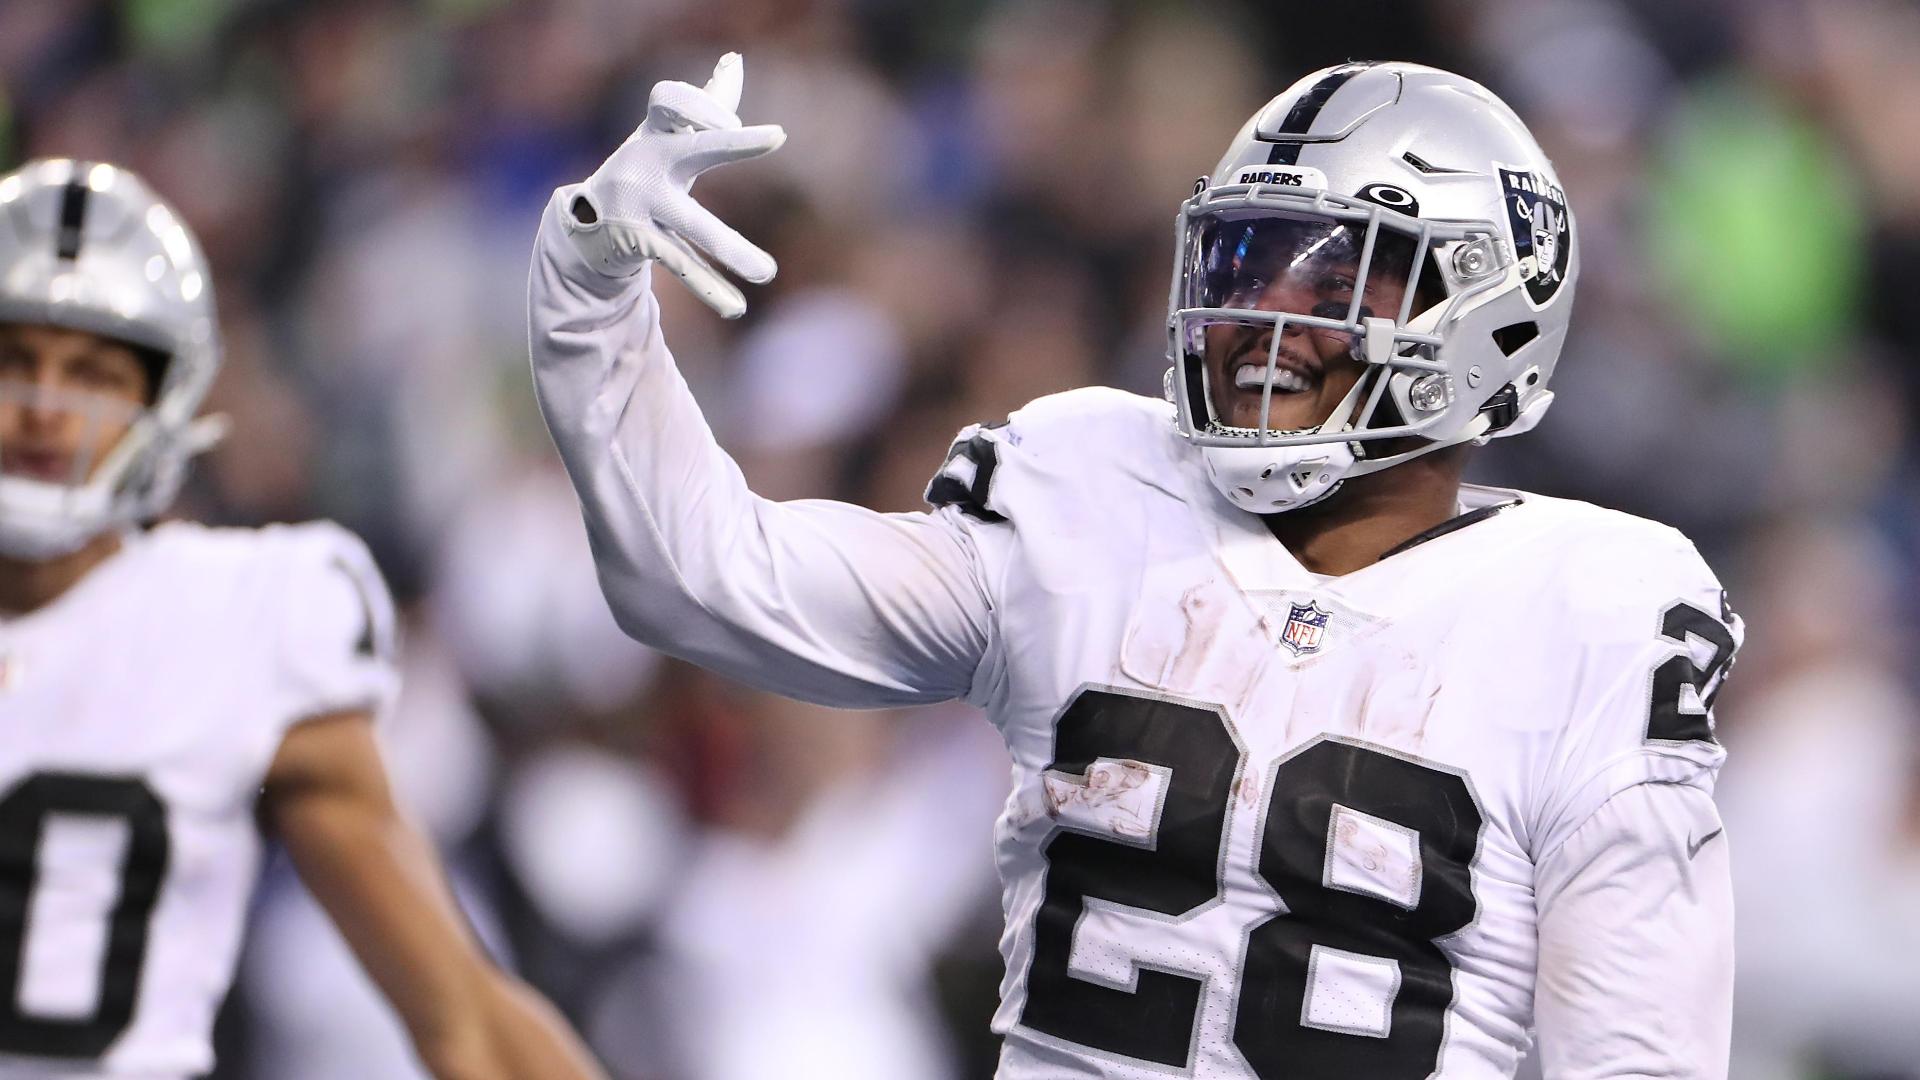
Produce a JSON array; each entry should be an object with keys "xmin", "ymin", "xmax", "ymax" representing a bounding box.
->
[
  {"xmin": 329, "ymin": 555, "xmax": 383, "ymax": 660},
  {"xmin": 1644, "ymin": 600, "xmax": 1738, "ymax": 745}
]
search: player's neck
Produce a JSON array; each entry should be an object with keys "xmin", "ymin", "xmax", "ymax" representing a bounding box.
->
[
  {"xmin": 1260, "ymin": 447, "xmax": 1468, "ymax": 577},
  {"xmin": 0, "ymin": 531, "xmax": 124, "ymax": 615}
]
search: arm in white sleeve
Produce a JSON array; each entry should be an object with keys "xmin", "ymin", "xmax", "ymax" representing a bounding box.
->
[
  {"xmin": 1533, "ymin": 781, "xmax": 1734, "ymax": 1080},
  {"xmin": 528, "ymin": 190, "xmax": 992, "ymax": 708}
]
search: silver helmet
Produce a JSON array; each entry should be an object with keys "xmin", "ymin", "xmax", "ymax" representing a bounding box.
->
[
  {"xmin": 0, "ymin": 158, "xmax": 225, "ymax": 557},
  {"xmin": 1166, "ymin": 62, "xmax": 1577, "ymax": 513}
]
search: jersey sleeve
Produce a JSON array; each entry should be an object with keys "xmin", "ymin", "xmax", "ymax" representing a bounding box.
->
[
  {"xmin": 527, "ymin": 190, "xmax": 993, "ymax": 708},
  {"xmin": 1529, "ymin": 524, "xmax": 1742, "ymax": 862},
  {"xmin": 268, "ymin": 522, "xmax": 402, "ymax": 729},
  {"xmin": 1532, "ymin": 781, "xmax": 1734, "ymax": 1077}
]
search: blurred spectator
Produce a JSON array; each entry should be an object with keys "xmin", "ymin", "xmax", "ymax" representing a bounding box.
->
[{"xmin": 1718, "ymin": 519, "xmax": 1920, "ymax": 1078}]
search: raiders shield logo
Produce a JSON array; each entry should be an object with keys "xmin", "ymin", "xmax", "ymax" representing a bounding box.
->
[{"xmin": 1498, "ymin": 165, "xmax": 1571, "ymax": 307}]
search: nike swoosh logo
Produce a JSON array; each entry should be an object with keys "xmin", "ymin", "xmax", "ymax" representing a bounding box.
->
[{"xmin": 1687, "ymin": 828, "xmax": 1723, "ymax": 859}]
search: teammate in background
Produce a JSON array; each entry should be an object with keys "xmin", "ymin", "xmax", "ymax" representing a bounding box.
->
[
  {"xmin": 0, "ymin": 159, "xmax": 605, "ymax": 1080},
  {"xmin": 531, "ymin": 54, "xmax": 1739, "ymax": 1078}
]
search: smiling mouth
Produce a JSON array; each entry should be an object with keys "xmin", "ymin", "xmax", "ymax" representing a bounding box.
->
[
  {"xmin": 1232, "ymin": 363, "xmax": 1314, "ymax": 394},
  {"xmin": 1229, "ymin": 337, "xmax": 1325, "ymax": 396}
]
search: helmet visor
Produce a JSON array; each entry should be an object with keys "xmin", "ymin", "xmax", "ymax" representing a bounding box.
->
[{"xmin": 1193, "ymin": 214, "xmax": 1428, "ymax": 315}]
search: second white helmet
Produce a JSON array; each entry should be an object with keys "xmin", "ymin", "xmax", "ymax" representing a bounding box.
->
[{"xmin": 0, "ymin": 159, "xmax": 224, "ymax": 556}]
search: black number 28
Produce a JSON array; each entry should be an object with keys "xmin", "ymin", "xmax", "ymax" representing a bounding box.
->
[
  {"xmin": 0, "ymin": 773, "xmax": 169, "ymax": 1059},
  {"xmin": 1019, "ymin": 687, "xmax": 1484, "ymax": 1075}
]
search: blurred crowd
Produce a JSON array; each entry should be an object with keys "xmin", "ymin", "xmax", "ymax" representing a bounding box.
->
[{"xmin": 4, "ymin": 0, "xmax": 1919, "ymax": 1077}]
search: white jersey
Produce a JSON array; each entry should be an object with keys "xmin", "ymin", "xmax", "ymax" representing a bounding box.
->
[
  {"xmin": 0, "ymin": 521, "xmax": 398, "ymax": 1079},
  {"xmin": 527, "ymin": 197, "xmax": 1741, "ymax": 1079},
  {"xmin": 929, "ymin": 391, "xmax": 1736, "ymax": 1078}
]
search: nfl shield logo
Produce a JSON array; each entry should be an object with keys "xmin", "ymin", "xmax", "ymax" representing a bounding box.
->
[{"xmin": 1279, "ymin": 600, "xmax": 1332, "ymax": 657}]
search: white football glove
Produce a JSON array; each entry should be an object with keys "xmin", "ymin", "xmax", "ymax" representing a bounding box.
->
[{"xmin": 560, "ymin": 52, "xmax": 786, "ymax": 319}]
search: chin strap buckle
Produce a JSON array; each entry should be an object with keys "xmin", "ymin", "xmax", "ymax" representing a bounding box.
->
[{"xmin": 1479, "ymin": 383, "xmax": 1520, "ymax": 432}]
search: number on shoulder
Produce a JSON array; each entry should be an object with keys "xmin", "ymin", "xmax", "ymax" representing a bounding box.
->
[
  {"xmin": 925, "ymin": 421, "xmax": 1008, "ymax": 524},
  {"xmin": 1644, "ymin": 591, "xmax": 1739, "ymax": 745}
]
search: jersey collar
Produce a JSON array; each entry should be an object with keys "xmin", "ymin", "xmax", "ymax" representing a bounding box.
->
[
  {"xmin": 1207, "ymin": 481, "xmax": 1527, "ymax": 598},
  {"xmin": 1376, "ymin": 492, "xmax": 1523, "ymax": 562}
]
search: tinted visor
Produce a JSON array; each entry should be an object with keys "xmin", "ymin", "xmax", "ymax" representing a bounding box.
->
[{"xmin": 1193, "ymin": 214, "xmax": 1428, "ymax": 319}]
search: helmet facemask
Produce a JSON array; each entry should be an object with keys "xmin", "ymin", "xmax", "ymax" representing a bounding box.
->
[
  {"xmin": 1166, "ymin": 184, "xmax": 1513, "ymax": 512},
  {"xmin": 0, "ymin": 335, "xmax": 193, "ymax": 559}
]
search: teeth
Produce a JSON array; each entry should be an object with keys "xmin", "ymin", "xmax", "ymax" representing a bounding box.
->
[{"xmin": 1234, "ymin": 365, "xmax": 1311, "ymax": 392}]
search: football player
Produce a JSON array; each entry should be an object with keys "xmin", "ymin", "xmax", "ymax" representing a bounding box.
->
[
  {"xmin": 0, "ymin": 159, "xmax": 606, "ymax": 1080},
  {"xmin": 531, "ymin": 55, "xmax": 1740, "ymax": 1078}
]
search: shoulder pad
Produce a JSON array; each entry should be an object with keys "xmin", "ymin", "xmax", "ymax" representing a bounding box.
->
[
  {"xmin": 1536, "ymin": 505, "xmax": 1741, "ymax": 746},
  {"xmin": 268, "ymin": 521, "xmax": 399, "ymax": 665},
  {"xmin": 923, "ymin": 388, "xmax": 1175, "ymax": 524}
]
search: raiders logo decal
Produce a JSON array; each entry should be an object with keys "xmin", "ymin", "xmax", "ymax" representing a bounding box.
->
[{"xmin": 1499, "ymin": 165, "xmax": 1571, "ymax": 306}]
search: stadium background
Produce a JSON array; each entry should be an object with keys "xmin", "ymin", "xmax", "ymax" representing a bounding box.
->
[{"xmin": 4, "ymin": 0, "xmax": 1919, "ymax": 1076}]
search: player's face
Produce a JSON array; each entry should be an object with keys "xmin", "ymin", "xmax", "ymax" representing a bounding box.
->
[
  {"xmin": 1197, "ymin": 217, "xmax": 1420, "ymax": 433},
  {"xmin": 0, "ymin": 323, "xmax": 152, "ymax": 485}
]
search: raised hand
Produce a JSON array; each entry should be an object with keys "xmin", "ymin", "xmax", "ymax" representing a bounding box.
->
[{"xmin": 562, "ymin": 52, "xmax": 786, "ymax": 318}]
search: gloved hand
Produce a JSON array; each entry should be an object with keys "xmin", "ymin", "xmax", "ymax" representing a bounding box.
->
[{"xmin": 560, "ymin": 52, "xmax": 786, "ymax": 318}]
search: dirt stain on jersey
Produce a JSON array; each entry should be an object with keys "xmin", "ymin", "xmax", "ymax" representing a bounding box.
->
[
  {"xmin": 1275, "ymin": 646, "xmax": 1437, "ymax": 755},
  {"xmin": 1331, "ymin": 809, "xmax": 1420, "ymax": 899},
  {"xmin": 1167, "ymin": 584, "xmax": 1224, "ymax": 687},
  {"xmin": 1354, "ymin": 650, "xmax": 1438, "ymax": 752},
  {"xmin": 1234, "ymin": 771, "xmax": 1261, "ymax": 810},
  {"xmin": 1041, "ymin": 759, "xmax": 1161, "ymax": 841},
  {"xmin": 1118, "ymin": 572, "xmax": 1274, "ymax": 715}
]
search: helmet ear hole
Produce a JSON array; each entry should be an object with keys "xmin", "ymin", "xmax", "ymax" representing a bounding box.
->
[
  {"xmin": 1492, "ymin": 321, "xmax": 1538, "ymax": 357},
  {"xmin": 131, "ymin": 346, "xmax": 170, "ymax": 406}
]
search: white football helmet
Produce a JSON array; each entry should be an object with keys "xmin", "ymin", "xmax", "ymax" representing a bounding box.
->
[
  {"xmin": 0, "ymin": 159, "xmax": 224, "ymax": 557},
  {"xmin": 1166, "ymin": 62, "xmax": 1578, "ymax": 513}
]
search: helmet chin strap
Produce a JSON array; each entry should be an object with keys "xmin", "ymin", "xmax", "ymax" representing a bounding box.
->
[
  {"xmin": 1194, "ymin": 363, "xmax": 1371, "ymax": 514},
  {"xmin": 1200, "ymin": 440, "xmax": 1351, "ymax": 513},
  {"xmin": 1199, "ymin": 374, "xmax": 1506, "ymax": 515},
  {"xmin": 0, "ymin": 409, "xmax": 232, "ymax": 560},
  {"xmin": 0, "ymin": 475, "xmax": 118, "ymax": 558}
]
